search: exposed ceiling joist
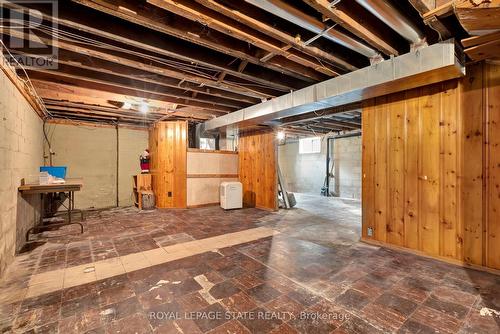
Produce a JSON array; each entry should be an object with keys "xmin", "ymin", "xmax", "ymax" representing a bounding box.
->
[
  {"xmin": 30, "ymin": 80, "xmax": 221, "ymax": 119},
  {"xmin": 191, "ymin": 0, "xmax": 353, "ymax": 72},
  {"xmin": 145, "ymin": 0, "xmax": 337, "ymax": 78},
  {"xmin": 245, "ymin": 0, "xmax": 380, "ymax": 59},
  {"xmin": 301, "ymin": 0, "xmax": 399, "ymax": 56},
  {"xmin": 24, "ymin": 68, "xmax": 234, "ymax": 113},
  {"xmin": 13, "ymin": 50, "xmax": 250, "ymax": 110},
  {"xmin": 69, "ymin": 0, "xmax": 324, "ymax": 84},
  {"xmin": 4, "ymin": 1, "xmax": 301, "ymax": 93},
  {"xmin": 454, "ymin": 0, "xmax": 500, "ymax": 35},
  {"xmin": 2, "ymin": 27, "xmax": 270, "ymax": 101}
]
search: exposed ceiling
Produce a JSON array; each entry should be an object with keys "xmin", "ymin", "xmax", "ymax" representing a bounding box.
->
[{"xmin": 0, "ymin": 0, "xmax": 493, "ymax": 133}]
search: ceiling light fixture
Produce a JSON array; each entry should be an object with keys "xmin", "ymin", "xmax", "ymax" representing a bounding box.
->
[
  {"xmin": 139, "ymin": 102, "xmax": 148, "ymax": 113},
  {"xmin": 277, "ymin": 131, "xmax": 285, "ymax": 140}
]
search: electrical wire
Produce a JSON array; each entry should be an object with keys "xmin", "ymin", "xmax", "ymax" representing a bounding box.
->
[
  {"xmin": 0, "ymin": 39, "xmax": 51, "ymax": 117},
  {"xmin": 4, "ymin": 19, "xmax": 288, "ymax": 92}
]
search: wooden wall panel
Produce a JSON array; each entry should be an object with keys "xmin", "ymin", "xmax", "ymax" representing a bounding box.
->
[
  {"xmin": 362, "ymin": 62, "xmax": 500, "ymax": 271},
  {"xmin": 387, "ymin": 94, "xmax": 405, "ymax": 246},
  {"xmin": 419, "ymin": 85, "xmax": 441, "ymax": 256},
  {"xmin": 149, "ymin": 121, "xmax": 187, "ymax": 208},
  {"xmin": 238, "ymin": 131, "xmax": 277, "ymax": 211},
  {"xmin": 404, "ymin": 89, "xmax": 420, "ymax": 250},
  {"xmin": 487, "ymin": 62, "xmax": 500, "ymax": 269},
  {"xmin": 361, "ymin": 100, "xmax": 375, "ymax": 238},
  {"xmin": 461, "ymin": 63, "xmax": 484, "ymax": 265},
  {"xmin": 374, "ymin": 98, "xmax": 388, "ymax": 242},
  {"xmin": 441, "ymin": 80, "xmax": 460, "ymax": 259}
]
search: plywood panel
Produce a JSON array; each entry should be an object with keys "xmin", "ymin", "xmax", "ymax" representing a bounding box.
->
[
  {"xmin": 238, "ymin": 131, "xmax": 277, "ymax": 210},
  {"xmin": 487, "ymin": 62, "xmax": 500, "ymax": 269},
  {"xmin": 149, "ymin": 121, "xmax": 187, "ymax": 208}
]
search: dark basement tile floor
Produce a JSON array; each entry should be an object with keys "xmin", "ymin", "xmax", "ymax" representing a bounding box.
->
[{"xmin": 0, "ymin": 194, "xmax": 499, "ymax": 333}]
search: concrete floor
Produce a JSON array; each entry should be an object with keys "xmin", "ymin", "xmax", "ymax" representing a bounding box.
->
[{"xmin": 0, "ymin": 195, "xmax": 499, "ymax": 333}]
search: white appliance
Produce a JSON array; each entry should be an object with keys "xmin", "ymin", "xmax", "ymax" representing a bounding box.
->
[{"xmin": 220, "ymin": 181, "xmax": 243, "ymax": 210}]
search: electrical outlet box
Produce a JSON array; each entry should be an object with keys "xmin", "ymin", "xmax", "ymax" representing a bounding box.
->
[
  {"xmin": 168, "ymin": 191, "xmax": 172, "ymax": 197},
  {"xmin": 367, "ymin": 227, "xmax": 373, "ymax": 237}
]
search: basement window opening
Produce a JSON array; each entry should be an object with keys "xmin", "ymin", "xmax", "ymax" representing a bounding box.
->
[
  {"xmin": 299, "ymin": 137, "xmax": 321, "ymax": 154},
  {"xmin": 200, "ymin": 137, "xmax": 216, "ymax": 150}
]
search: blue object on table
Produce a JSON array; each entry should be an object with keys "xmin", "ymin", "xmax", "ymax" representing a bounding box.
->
[{"xmin": 40, "ymin": 166, "xmax": 67, "ymax": 179}]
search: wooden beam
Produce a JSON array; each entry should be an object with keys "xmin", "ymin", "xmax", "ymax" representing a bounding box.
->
[
  {"xmin": 408, "ymin": 0, "xmax": 437, "ymax": 14},
  {"xmin": 455, "ymin": 0, "xmax": 500, "ymax": 34},
  {"xmin": 46, "ymin": 117, "xmax": 151, "ymax": 130},
  {"xmin": 2, "ymin": 27, "xmax": 268, "ymax": 100},
  {"xmin": 146, "ymin": 0, "xmax": 338, "ymax": 77},
  {"xmin": 465, "ymin": 38, "xmax": 500, "ymax": 61},
  {"xmin": 44, "ymin": 99, "xmax": 209, "ymax": 120},
  {"xmin": 302, "ymin": 0, "xmax": 399, "ymax": 56},
  {"xmin": 277, "ymin": 103, "xmax": 362, "ymax": 125},
  {"xmin": 24, "ymin": 68, "xmax": 235, "ymax": 113},
  {"xmin": 238, "ymin": 60, "xmax": 249, "ymax": 73},
  {"xmin": 411, "ymin": 0, "xmax": 452, "ymax": 40},
  {"xmin": 462, "ymin": 30, "xmax": 500, "ymax": 48},
  {"xmin": 48, "ymin": 108, "xmax": 155, "ymax": 123},
  {"xmin": 306, "ymin": 122, "xmax": 344, "ymax": 131},
  {"xmin": 44, "ymin": 102, "xmax": 165, "ymax": 120},
  {"xmin": 193, "ymin": 0, "xmax": 355, "ymax": 72},
  {"xmin": 13, "ymin": 50, "xmax": 249, "ymax": 109},
  {"xmin": 31, "ymin": 80, "xmax": 222, "ymax": 119},
  {"xmin": 319, "ymin": 119, "xmax": 361, "ymax": 129},
  {"xmin": 5, "ymin": 1, "xmax": 302, "ymax": 92},
  {"xmin": 69, "ymin": 0, "xmax": 323, "ymax": 83},
  {"xmin": 422, "ymin": 1, "xmax": 455, "ymax": 19}
]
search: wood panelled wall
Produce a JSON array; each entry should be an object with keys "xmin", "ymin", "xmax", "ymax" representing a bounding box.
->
[
  {"xmin": 362, "ymin": 61, "xmax": 500, "ymax": 271},
  {"xmin": 238, "ymin": 131, "xmax": 278, "ymax": 211},
  {"xmin": 149, "ymin": 121, "xmax": 187, "ymax": 208}
]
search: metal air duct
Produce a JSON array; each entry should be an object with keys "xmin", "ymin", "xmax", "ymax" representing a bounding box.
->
[
  {"xmin": 202, "ymin": 40, "xmax": 463, "ymax": 132},
  {"xmin": 245, "ymin": 0, "xmax": 380, "ymax": 59},
  {"xmin": 354, "ymin": 0, "xmax": 425, "ymax": 45}
]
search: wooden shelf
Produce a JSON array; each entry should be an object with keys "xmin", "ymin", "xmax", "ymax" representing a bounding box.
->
[{"xmin": 133, "ymin": 174, "xmax": 152, "ymax": 210}]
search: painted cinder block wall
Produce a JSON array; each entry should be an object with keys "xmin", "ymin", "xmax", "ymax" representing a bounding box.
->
[
  {"xmin": 278, "ymin": 136, "xmax": 361, "ymax": 199},
  {"xmin": 45, "ymin": 123, "xmax": 149, "ymax": 209},
  {"xmin": 0, "ymin": 69, "xmax": 44, "ymax": 276}
]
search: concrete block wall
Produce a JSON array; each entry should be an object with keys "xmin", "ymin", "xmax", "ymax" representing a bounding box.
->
[
  {"xmin": 278, "ymin": 135, "xmax": 361, "ymax": 199},
  {"xmin": 45, "ymin": 124, "xmax": 148, "ymax": 209},
  {"xmin": 278, "ymin": 139, "xmax": 327, "ymax": 195},
  {"xmin": 334, "ymin": 136, "xmax": 362, "ymax": 199},
  {"xmin": 0, "ymin": 69, "xmax": 44, "ymax": 276}
]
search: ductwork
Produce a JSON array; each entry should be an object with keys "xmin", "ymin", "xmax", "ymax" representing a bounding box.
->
[
  {"xmin": 202, "ymin": 40, "xmax": 463, "ymax": 132},
  {"xmin": 245, "ymin": 0, "xmax": 380, "ymax": 59},
  {"xmin": 354, "ymin": 0, "xmax": 425, "ymax": 45}
]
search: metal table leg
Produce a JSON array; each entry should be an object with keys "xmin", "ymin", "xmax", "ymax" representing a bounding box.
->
[{"xmin": 26, "ymin": 190, "xmax": 84, "ymax": 241}]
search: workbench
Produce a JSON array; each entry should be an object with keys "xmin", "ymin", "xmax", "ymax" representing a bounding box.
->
[{"xmin": 18, "ymin": 178, "xmax": 85, "ymax": 241}]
